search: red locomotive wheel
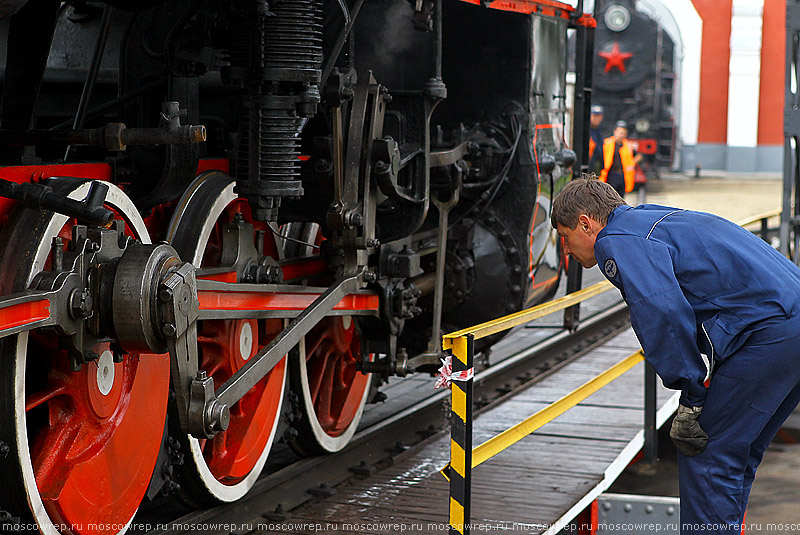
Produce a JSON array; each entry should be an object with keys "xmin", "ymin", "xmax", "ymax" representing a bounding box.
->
[
  {"xmin": 284, "ymin": 224, "xmax": 373, "ymax": 455},
  {"xmin": 0, "ymin": 180, "xmax": 168, "ymax": 535},
  {"xmin": 304, "ymin": 316, "xmax": 370, "ymax": 436},
  {"xmin": 167, "ymin": 171, "xmax": 287, "ymax": 504}
]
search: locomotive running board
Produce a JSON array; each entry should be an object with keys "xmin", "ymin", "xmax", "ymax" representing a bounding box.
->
[{"xmin": 196, "ymin": 279, "xmax": 379, "ymax": 319}]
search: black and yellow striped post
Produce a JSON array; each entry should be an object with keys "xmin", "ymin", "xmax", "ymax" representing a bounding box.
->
[{"xmin": 445, "ymin": 334, "xmax": 474, "ymax": 535}]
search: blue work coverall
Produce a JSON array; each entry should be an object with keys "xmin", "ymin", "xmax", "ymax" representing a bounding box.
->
[{"xmin": 595, "ymin": 204, "xmax": 800, "ymax": 535}]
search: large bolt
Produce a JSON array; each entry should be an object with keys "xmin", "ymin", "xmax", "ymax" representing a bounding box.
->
[
  {"xmin": 69, "ymin": 289, "xmax": 93, "ymax": 320},
  {"xmin": 51, "ymin": 237, "xmax": 63, "ymax": 272},
  {"xmin": 158, "ymin": 286, "xmax": 173, "ymax": 303},
  {"xmin": 374, "ymin": 160, "xmax": 389, "ymax": 174},
  {"xmin": 346, "ymin": 211, "xmax": 363, "ymax": 228},
  {"xmin": 207, "ymin": 401, "xmax": 230, "ymax": 434},
  {"xmin": 315, "ymin": 158, "xmax": 332, "ymax": 174},
  {"xmin": 162, "ymin": 323, "xmax": 177, "ymax": 337}
]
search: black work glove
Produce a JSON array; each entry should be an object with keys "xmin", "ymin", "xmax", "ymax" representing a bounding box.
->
[{"xmin": 670, "ymin": 404, "xmax": 708, "ymax": 457}]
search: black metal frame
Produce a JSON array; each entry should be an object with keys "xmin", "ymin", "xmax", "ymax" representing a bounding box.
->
[
  {"xmin": 782, "ymin": 0, "xmax": 800, "ymax": 262},
  {"xmin": 563, "ymin": 4, "xmax": 595, "ymax": 330}
]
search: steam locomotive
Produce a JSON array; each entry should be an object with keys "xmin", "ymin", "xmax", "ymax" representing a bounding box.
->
[
  {"xmin": 0, "ymin": 0, "xmax": 592, "ymax": 533},
  {"xmin": 592, "ymin": 0, "xmax": 676, "ymax": 172}
]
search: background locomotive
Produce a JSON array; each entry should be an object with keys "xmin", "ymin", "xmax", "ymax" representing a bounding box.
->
[
  {"xmin": 592, "ymin": 0, "xmax": 676, "ymax": 174},
  {"xmin": 0, "ymin": 0, "xmax": 591, "ymax": 533}
]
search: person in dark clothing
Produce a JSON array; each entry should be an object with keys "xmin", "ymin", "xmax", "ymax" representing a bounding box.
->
[
  {"xmin": 588, "ymin": 104, "xmax": 605, "ymax": 175},
  {"xmin": 551, "ymin": 177, "xmax": 800, "ymax": 535}
]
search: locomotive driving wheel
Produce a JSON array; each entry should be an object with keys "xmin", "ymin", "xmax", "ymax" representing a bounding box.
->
[
  {"xmin": 0, "ymin": 180, "xmax": 169, "ymax": 535},
  {"xmin": 166, "ymin": 171, "xmax": 287, "ymax": 504},
  {"xmin": 284, "ymin": 224, "xmax": 373, "ymax": 456}
]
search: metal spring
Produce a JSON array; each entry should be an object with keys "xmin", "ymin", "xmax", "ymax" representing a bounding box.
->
[{"xmin": 232, "ymin": 0, "xmax": 322, "ymax": 220}]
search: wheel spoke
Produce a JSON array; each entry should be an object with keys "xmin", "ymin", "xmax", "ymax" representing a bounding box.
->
[
  {"xmin": 304, "ymin": 331, "xmax": 326, "ymax": 360},
  {"xmin": 32, "ymin": 416, "xmax": 83, "ymax": 500},
  {"xmin": 25, "ymin": 382, "xmax": 67, "ymax": 412},
  {"xmin": 315, "ymin": 350, "xmax": 337, "ymax": 430},
  {"xmin": 308, "ymin": 347, "xmax": 331, "ymax": 403}
]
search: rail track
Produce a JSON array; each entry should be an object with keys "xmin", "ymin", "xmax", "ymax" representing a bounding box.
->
[{"xmin": 134, "ymin": 298, "xmax": 630, "ymax": 535}]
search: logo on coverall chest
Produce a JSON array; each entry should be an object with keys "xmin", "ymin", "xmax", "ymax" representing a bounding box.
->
[{"xmin": 604, "ymin": 258, "xmax": 617, "ymax": 279}]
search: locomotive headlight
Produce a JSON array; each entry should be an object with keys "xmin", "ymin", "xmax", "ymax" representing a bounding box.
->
[
  {"xmin": 605, "ymin": 5, "xmax": 631, "ymax": 32},
  {"xmin": 636, "ymin": 119, "xmax": 650, "ymax": 133}
]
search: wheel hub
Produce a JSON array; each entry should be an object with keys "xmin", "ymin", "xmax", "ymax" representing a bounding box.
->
[
  {"xmin": 238, "ymin": 321, "xmax": 254, "ymax": 362},
  {"xmin": 87, "ymin": 346, "xmax": 123, "ymax": 418},
  {"xmin": 96, "ymin": 350, "xmax": 116, "ymax": 395}
]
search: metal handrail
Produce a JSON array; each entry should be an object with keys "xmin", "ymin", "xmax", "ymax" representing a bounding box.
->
[
  {"xmin": 736, "ymin": 208, "xmax": 781, "ymax": 228},
  {"xmin": 442, "ymin": 280, "xmax": 613, "ymax": 343},
  {"xmin": 471, "ymin": 350, "xmax": 643, "ymax": 468}
]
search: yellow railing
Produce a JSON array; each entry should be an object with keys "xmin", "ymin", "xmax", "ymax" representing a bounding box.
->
[
  {"xmin": 441, "ymin": 279, "xmax": 642, "ymax": 535},
  {"xmin": 736, "ymin": 208, "xmax": 781, "ymax": 229}
]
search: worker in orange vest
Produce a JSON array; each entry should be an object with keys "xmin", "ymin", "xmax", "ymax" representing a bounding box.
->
[{"xmin": 600, "ymin": 121, "xmax": 639, "ymax": 196}]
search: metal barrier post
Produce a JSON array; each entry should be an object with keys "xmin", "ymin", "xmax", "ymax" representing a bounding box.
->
[
  {"xmin": 449, "ymin": 334, "xmax": 474, "ymax": 535},
  {"xmin": 643, "ymin": 361, "xmax": 658, "ymax": 463},
  {"xmin": 761, "ymin": 217, "xmax": 769, "ymax": 242},
  {"xmin": 563, "ymin": 263, "xmax": 584, "ymax": 330},
  {"xmin": 782, "ymin": 0, "xmax": 800, "ymax": 261},
  {"xmin": 564, "ymin": 3, "xmax": 594, "ymax": 331}
]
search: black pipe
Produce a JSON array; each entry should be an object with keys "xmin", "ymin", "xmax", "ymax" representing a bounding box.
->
[
  {"xmin": 321, "ymin": 0, "xmax": 367, "ymax": 87},
  {"xmin": 65, "ymin": 5, "xmax": 114, "ymax": 160},
  {"xmin": 48, "ymin": 79, "xmax": 164, "ymax": 131},
  {"xmin": 0, "ymin": 123, "xmax": 206, "ymax": 150},
  {"xmin": 0, "ymin": 179, "xmax": 113, "ymax": 226},
  {"xmin": 434, "ymin": 0, "xmax": 442, "ymax": 80}
]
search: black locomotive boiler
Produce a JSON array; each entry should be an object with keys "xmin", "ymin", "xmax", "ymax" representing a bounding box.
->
[
  {"xmin": 0, "ymin": 0, "xmax": 592, "ymax": 533},
  {"xmin": 592, "ymin": 0, "xmax": 676, "ymax": 173}
]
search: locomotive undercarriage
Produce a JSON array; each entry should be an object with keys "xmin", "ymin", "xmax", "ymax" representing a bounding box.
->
[{"xmin": 0, "ymin": 0, "xmax": 582, "ymax": 532}]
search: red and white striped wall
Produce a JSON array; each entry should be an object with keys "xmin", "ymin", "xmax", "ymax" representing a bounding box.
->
[{"xmin": 647, "ymin": 0, "xmax": 784, "ymax": 172}]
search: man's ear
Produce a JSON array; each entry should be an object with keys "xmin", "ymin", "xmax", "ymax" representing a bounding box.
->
[{"xmin": 578, "ymin": 214, "xmax": 592, "ymax": 233}]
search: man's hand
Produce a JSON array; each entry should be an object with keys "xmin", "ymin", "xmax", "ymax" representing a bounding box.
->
[{"xmin": 670, "ymin": 404, "xmax": 708, "ymax": 456}]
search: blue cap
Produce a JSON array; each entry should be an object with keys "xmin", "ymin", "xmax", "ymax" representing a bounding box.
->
[
  {"xmin": 614, "ymin": 120, "xmax": 628, "ymax": 130},
  {"xmin": 591, "ymin": 105, "xmax": 604, "ymax": 115}
]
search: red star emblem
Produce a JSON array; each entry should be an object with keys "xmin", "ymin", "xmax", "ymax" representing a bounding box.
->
[{"xmin": 599, "ymin": 41, "xmax": 633, "ymax": 73}]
